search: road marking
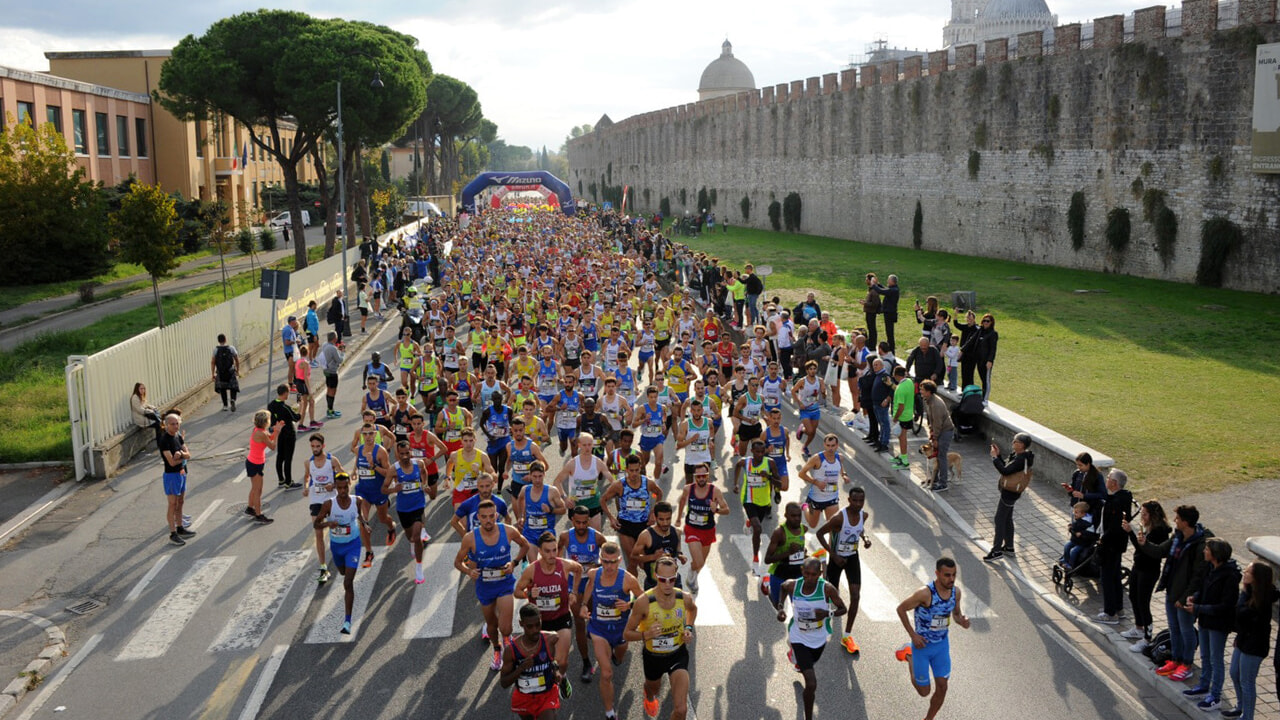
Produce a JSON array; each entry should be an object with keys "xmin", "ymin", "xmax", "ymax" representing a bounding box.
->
[
  {"xmin": 209, "ymin": 550, "xmax": 310, "ymax": 652},
  {"xmin": 846, "ymin": 455, "xmax": 932, "ymax": 529},
  {"xmin": 304, "ymin": 546, "xmax": 388, "ymax": 644},
  {"xmin": 232, "ymin": 472, "xmax": 247, "ymax": 484},
  {"xmin": 14, "ymin": 633, "xmax": 103, "ymax": 720},
  {"xmin": 684, "ymin": 539, "xmax": 733, "ymax": 626},
  {"xmin": 1040, "ymin": 624, "xmax": 1163, "ymax": 720},
  {"xmin": 116, "ymin": 556, "xmax": 235, "ymax": 661},
  {"xmin": 235, "ymin": 644, "xmax": 289, "ymax": 720},
  {"xmin": 124, "ymin": 556, "xmax": 170, "ymax": 603},
  {"xmin": 847, "ymin": 561, "xmax": 900, "ymax": 622},
  {"xmin": 402, "ymin": 543, "xmax": 462, "ymax": 639},
  {"xmin": 874, "ymin": 532, "xmax": 997, "ymax": 619},
  {"xmin": 190, "ymin": 498, "xmax": 224, "ymax": 530}
]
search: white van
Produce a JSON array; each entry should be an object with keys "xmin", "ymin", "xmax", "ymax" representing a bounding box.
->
[{"xmin": 268, "ymin": 210, "xmax": 310, "ymax": 228}]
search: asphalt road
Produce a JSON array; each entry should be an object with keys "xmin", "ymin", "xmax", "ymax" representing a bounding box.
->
[{"xmin": 0, "ymin": 316, "xmax": 1182, "ymax": 720}]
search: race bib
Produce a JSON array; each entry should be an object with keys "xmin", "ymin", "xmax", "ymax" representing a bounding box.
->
[
  {"xmin": 394, "ymin": 425, "xmax": 407, "ymax": 435},
  {"xmin": 688, "ymin": 511, "xmax": 709, "ymax": 526},
  {"xmin": 836, "ymin": 540, "xmax": 857, "ymax": 555},
  {"xmin": 747, "ymin": 474, "xmax": 766, "ymax": 489},
  {"xmin": 597, "ymin": 605, "xmax": 621, "ymax": 620},
  {"xmin": 332, "ymin": 525, "xmax": 352, "ymax": 538},
  {"xmin": 651, "ymin": 635, "xmax": 677, "ymax": 652},
  {"xmin": 690, "ymin": 440, "xmax": 707, "ymax": 454},
  {"xmin": 410, "ymin": 448, "xmax": 425, "ymax": 459},
  {"xmin": 513, "ymin": 462, "xmax": 530, "ymax": 475},
  {"xmin": 527, "ymin": 515, "xmax": 548, "ymax": 529},
  {"xmin": 788, "ymin": 549, "xmax": 806, "ymax": 564},
  {"xmin": 357, "ymin": 468, "xmax": 374, "ymax": 480},
  {"xmin": 400, "ymin": 481, "xmax": 421, "ymax": 492},
  {"xmin": 644, "ymin": 424, "xmax": 662, "ymax": 436},
  {"xmin": 517, "ymin": 675, "xmax": 547, "ymax": 693},
  {"xmin": 625, "ymin": 497, "xmax": 646, "ymax": 511},
  {"xmin": 445, "ymin": 429, "xmax": 461, "ymax": 441},
  {"xmin": 481, "ymin": 567, "xmax": 506, "ymax": 581},
  {"xmin": 460, "ymin": 474, "xmax": 477, "ymax": 491},
  {"xmin": 535, "ymin": 595, "xmax": 560, "ymax": 612},
  {"xmin": 574, "ymin": 482, "xmax": 596, "ymax": 499},
  {"xmin": 930, "ymin": 615, "xmax": 951, "ymax": 630},
  {"xmin": 539, "ymin": 377, "xmax": 556, "ymax": 393},
  {"xmin": 796, "ymin": 616, "xmax": 825, "ymax": 632}
]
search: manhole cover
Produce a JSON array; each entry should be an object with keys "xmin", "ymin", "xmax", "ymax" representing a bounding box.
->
[
  {"xmin": 65, "ymin": 599, "xmax": 103, "ymax": 616},
  {"xmin": 226, "ymin": 501, "xmax": 271, "ymax": 516}
]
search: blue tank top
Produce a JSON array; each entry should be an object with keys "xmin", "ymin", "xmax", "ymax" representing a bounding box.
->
[
  {"xmin": 582, "ymin": 323, "xmax": 599, "ymax": 351},
  {"xmin": 509, "ymin": 439, "xmax": 536, "ymax": 486},
  {"xmin": 686, "ymin": 484, "xmax": 715, "ymax": 529},
  {"xmin": 536, "ymin": 336, "xmax": 556, "ymax": 353},
  {"xmin": 456, "ymin": 376, "xmax": 471, "ymax": 397},
  {"xmin": 565, "ymin": 527, "xmax": 600, "ymax": 566},
  {"xmin": 395, "ymin": 461, "xmax": 426, "ymax": 513},
  {"xmin": 365, "ymin": 390, "xmax": 388, "ymax": 415},
  {"xmin": 590, "ymin": 567, "xmax": 630, "ymax": 627},
  {"xmin": 614, "ymin": 367, "xmax": 635, "ymax": 397},
  {"xmin": 914, "ymin": 582, "xmax": 957, "ymax": 644},
  {"xmin": 640, "ymin": 404, "xmax": 664, "ymax": 438},
  {"xmin": 537, "ymin": 360, "xmax": 558, "ymax": 397},
  {"xmin": 355, "ymin": 445, "xmax": 381, "ymax": 486},
  {"xmin": 470, "ymin": 524, "xmax": 512, "ymax": 583},
  {"xmin": 484, "ymin": 405, "xmax": 511, "ymax": 448},
  {"xmin": 618, "ymin": 476, "xmax": 651, "ymax": 523},
  {"xmin": 522, "ymin": 484, "xmax": 555, "ymax": 536}
]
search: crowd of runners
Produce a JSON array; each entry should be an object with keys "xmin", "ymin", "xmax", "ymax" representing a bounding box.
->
[{"xmin": 156, "ymin": 207, "xmax": 971, "ymax": 720}]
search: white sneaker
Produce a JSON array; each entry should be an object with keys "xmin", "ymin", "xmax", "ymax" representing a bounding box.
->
[
  {"xmin": 1095, "ymin": 612, "xmax": 1120, "ymax": 625},
  {"xmin": 1120, "ymin": 628, "xmax": 1145, "ymax": 640},
  {"xmin": 1129, "ymin": 639, "xmax": 1150, "ymax": 653}
]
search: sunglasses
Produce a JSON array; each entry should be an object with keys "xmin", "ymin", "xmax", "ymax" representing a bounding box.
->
[{"xmin": 655, "ymin": 576, "xmax": 678, "ymax": 584}]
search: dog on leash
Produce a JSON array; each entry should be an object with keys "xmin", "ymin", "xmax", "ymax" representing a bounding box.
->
[{"xmin": 918, "ymin": 443, "xmax": 963, "ymax": 485}]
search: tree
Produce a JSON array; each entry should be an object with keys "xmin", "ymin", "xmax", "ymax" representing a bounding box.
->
[
  {"xmin": 110, "ymin": 183, "xmax": 181, "ymax": 327},
  {"xmin": 157, "ymin": 10, "xmax": 430, "ymax": 270},
  {"xmin": 0, "ymin": 116, "xmax": 110, "ymax": 284}
]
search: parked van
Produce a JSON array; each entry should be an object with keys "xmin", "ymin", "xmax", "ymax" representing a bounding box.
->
[{"xmin": 268, "ymin": 210, "xmax": 311, "ymax": 228}]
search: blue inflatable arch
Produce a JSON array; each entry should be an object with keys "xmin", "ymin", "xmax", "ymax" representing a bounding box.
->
[{"xmin": 460, "ymin": 171, "xmax": 577, "ymax": 216}]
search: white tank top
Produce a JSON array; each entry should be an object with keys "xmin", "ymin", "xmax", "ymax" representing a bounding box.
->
[
  {"xmin": 328, "ymin": 496, "xmax": 360, "ymax": 544},
  {"xmin": 308, "ymin": 453, "xmax": 336, "ymax": 505},
  {"xmin": 808, "ymin": 451, "xmax": 841, "ymax": 504},
  {"xmin": 569, "ymin": 455, "xmax": 601, "ymax": 501},
  {"xmin": 684, "ymin": 417, "xmax": 712, "ymax": 465},
  {"xmin": 600, "ymin": 394, "xmax": 627, "ymax": 431},
  {"xmin": 835, "ymin": 508, "xmax": 866, "ymax": 557},
  {"xmin": 788, "ymin": 577, "xmax": 832, "ymax": 648}
]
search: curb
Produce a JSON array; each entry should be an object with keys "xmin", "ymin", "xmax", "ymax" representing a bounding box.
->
[
  {"xmin": 0, "ymin": 462, "xmax": 70, "ymax": 471},
  {"xmin": 0, "ymin": 481, "xmax": 83, "ymax": 548},
  {"xmin": 0, "ymin": 611, "xmax": 67, "ymax": 720}
]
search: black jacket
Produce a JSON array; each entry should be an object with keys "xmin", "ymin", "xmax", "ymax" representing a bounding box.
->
[
  {"xmin": 1193, "ymin": 559, "xmax": 1241, "ymax": 632},
  {"xmin": 1083, "ymin": 488, "xmax": 1132, "ymax": 552},
  {"xmin": 1128, "ymin": 524, "xmax": 1171, "ymax": 575},
  {"xmin": 873, "ymin": 283, "xmax": 900, "ymax": 318},
  {"xmin": 743, "ymin": 273, "xmax": 764, "ymax": 295},
  {"xmin": 326, "ymin": 297, "xmax": 345, "ymax": 325},
  {"xmin": 1145, "ymin": 524, "xmax": 1212, "ymax": 602},
  {"xmin": 1234, "ymin": 586, "xmax": 1276, "ymax": 658},
  {"xmin": 972, "ymin": 328, "xmax": 998, "ymax": 365},
  {"xmin": 953, "ymin": 319, "xmax": 979, "ymax": 359},
  {"xmin": 904, "ymin": 346, "xmax": 943, "ymax": 382}
]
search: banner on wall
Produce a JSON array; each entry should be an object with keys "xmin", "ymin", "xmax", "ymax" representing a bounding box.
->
[{"xmin": 1251, "ymin": 42, "xmax": 1280, "ymax": 173}]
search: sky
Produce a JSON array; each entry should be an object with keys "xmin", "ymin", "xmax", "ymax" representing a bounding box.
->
[{"xmin": 0, "ymin": 0, "xmax": 1156, "ymax": 152}]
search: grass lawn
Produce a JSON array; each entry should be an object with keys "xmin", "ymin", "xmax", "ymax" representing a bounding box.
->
[
  {"xmin": 0, "ymin": 247, "xmax": 330, "ymax": 463},
  {"xmin": 682, "ymin": 226, "xmax": 1280, "ymax": 498},
  {"xmin": 0, "ymin": 249, "xmax": 215, "ymax": 314}
]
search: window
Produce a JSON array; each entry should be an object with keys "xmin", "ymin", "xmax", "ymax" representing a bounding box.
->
[
  {"xmin": 72, "ymin": 109, "xmax": 87, "ymax": 154},
  {"xmin": 17, "ymin": 101, "xmax": 34, "ymax": 126},
  {"xmin": 135, "ymin": 118, "xmax": 147, "ymax": 157},
  {"xmin": 116, "ymin": 116, "xmax": 129, "ymax": 156},
  {"xmin": 46, "ymin": 106, "xmax": 62, "ymax": 134},
  {"xmin": 195, "ymin": 121, "xmax": 204, "ymax": 158},
  {"xmin": 95, "ymin": 112, "xmax": 109, "ymax": 156}
]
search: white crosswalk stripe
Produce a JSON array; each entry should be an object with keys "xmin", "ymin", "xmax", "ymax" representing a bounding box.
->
[
  {"xmin": 680, "ymin": 537, "xmax": 734, "ymax": 626},
  {"xmin": 401, "ymin": 542, "xmax": 462, "ymax": 639},
  {"xmin": 208, "ymin": 550, "xmax": 310, "ymax": 652},
  {"xmin": 116, "ymin": 556, "xmax": 235, "ymax": 661},
  {"xmin": 304, "ymin": 546, "xmax": 390, "ymax": 644},
  {"xmin": 874, "ymin": 532, "xmax": 997, "ymax": 618}
]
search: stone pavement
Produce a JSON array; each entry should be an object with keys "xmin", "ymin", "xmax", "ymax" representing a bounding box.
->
[{"xmin": 817, "ymin": 401, "xmax": 1279, "ymax": 720}]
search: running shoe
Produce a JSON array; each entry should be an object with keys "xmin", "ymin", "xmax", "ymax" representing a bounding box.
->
[
  {"xmin": 982, "ymin": 550, "xmax": 1003, "ymax": 562},
  {"xmin": 169, "ymin": 532, "xmax": 186, "ymax": 546},
  {"xmin": 1154, "ymin": 660, "xmax": 1179, "ymax": 676},
  {"xmin": 283, "ymin": 482, "xmax": 300, "ymax": 491},
  {"xmin": 795, "ymin": 428, "xmax": 804, "ymax": 439},
  {"xmin": 1182, "ymin": 686, "xmax": 1209, "ymax": 697},
  {"xmin": 1095, "ymin": 612, "xmax": 1120, "ymax": 625},
  {"xmin": 1196, "ymin": 696, "xmax": 1220, "ymax": 711},
  {"xmin": 415, "ymin": 569, "xmax": 425, "ymax": 585},
  {"xmin": 643, "ymin": 694, "xmax": 659, "ymax": 719},
  {"xmin": 760, "ymin": 574, "xmax": 770, "ymax": 597},
  {"xmin": 340, "ymin": 620, "xmax": 352, "ymax": 635},
  {"xmin": 1169, "ymin": 664, "xmax": 1194, "ymax": 681},
  {"xmin": 318, "ymin": 567, "xmax": 330, "ymax": 585},
  {"xmin": 483, "ymin": 625, "xmax": 490, "ymax": 642},
  {"xmin": 362, "ymin": 551, "xmax": 374, "ymax": 568},
  {"xmin": 890, "ymin": 457, "xmax": 909, "ymax": 469},
  {"xmin": 842, "ymin": 635, "xmax": 860, "ymax": 656},
  {"xmin": 244, "ymin": 506, "xmax": 257, "ymax": 516},
  {"xmin": 561, "ymin": 676, "xmax": 573, "ymax": 698},
  {"xmin": 490, "ymin": 648, "xmax": 502, "ymax": 671},
  {"xmin": 894, "ymin": 644, "xmax": 913, "ymax": 662},
  {"xmin": 1128, "ymin": 639, "xmax": 1150, "ymax": 653},
  {"xmin": 386, "ymin": 528, "xmax": 397, "ymax": 547},
  {"xmin": 811, "ymin": 548, "xmax": 828, "ymax": 560},
  {"xmin": 581, "ymin": 662, "xmax": 596, "ymax": 682},
  {"xmin": 175, "ymin": 527, "xmax": 196, "ymax": 538},
  {"xmin": 254, "ymin": 514, "xmax": 274, "ymax": 524},
  {"xmin": 421, "ymin": 529, "xmax": 432, "ymax": 544},
  {"xmin": 787, "ymin": 647, "xmax": 799, "ymax": 671},
  {"xmin": 1221, "ymin": 707, "xmax": 1243, "ymax": 718}
]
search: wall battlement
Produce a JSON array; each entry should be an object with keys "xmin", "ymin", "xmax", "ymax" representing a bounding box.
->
[{"xmin": 568, "ymin": 0, "xmax": 1280, "ymax": 292}]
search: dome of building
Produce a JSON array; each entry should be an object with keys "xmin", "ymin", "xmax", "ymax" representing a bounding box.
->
[
  {"xmin": 974, "ymin": 0, "xmax": 1056, "ymax": 44},
  {"xmin": 698, "ymin": 40, "xmax": 756, "ymax": 101}
]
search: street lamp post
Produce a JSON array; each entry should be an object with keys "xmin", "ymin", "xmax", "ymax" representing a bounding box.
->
[{"xmin": 335, "ymin": 59, "xmax": 383, "ymax": 338}]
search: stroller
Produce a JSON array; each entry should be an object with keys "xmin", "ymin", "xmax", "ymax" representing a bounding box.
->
[
  {"xmin": 951, "ymin": 384, "xmax": 985, "ymax": 439},
  {"xmin": 1051, "ymin": 532, "xmax": 1132, "ymax": 594}
]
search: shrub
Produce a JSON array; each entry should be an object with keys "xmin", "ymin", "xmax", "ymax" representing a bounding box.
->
[
  {"xmin": 740, "ymin": 195, "xmax": 751, "ymax": 222},
  {"xmin": 1142, "ymin": 188, "xmax": 1167, "ymax": 223},
  {"xmin": 1067, "ymin": 191, "xmax": 1087, "ymax": 250},
  {"xmin": 259, "ymin": 227, "xmax": 277, "ymax": 251},
  {"xmin": 1155, "ymin": 205, "xmax": 1177, "ymax": 267},
  {"xmin": 1196, "ymin": 217, "xmax": 1242, "ymax": 287},
  {"xmin": 709, "ymin": 188, "xmax": 718, "ymax": 207},
  {"xmin": 767, "ymin": 200, "xmax": 782, "ymax": 231},
  {"xmin": 236, "ymin": 227, "xmax": 255, "ymax": 255},
  {"xmin": 782, "ymin": 192, "xmax": 802, "ymax": 232},
  {"xmin": 912, "ymin": 200, "xmax": 924, "ymax": 249},
  {"xmin": 659, "ymin": 197, "xmax": 671, "ymax": 217},
  {"xmin": 679, "ymin": 188, "xmax": 687, "ymax": 206},
  {"xmin": 1105, "ymin": 208, "xmax": 1131, "ymax": 253},
  {"xmin": 968, "ymin": 150, "xmax": 981, "ymax": 179},
  {"xmin": 697, "ymin": 187, "xmax": 709, "ymax": 212}
]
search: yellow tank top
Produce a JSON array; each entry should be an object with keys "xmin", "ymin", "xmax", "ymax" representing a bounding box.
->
[
  {"xmin": 654, "ymin": 313, "xmax": 671, "ymax": 340},
  {"xmin": 513, "ymin": 357, "xmax": 537, "ymax": 380},
  {"xmin": 453, "ymin": 450, "xmax": 482, "ymax": 492},
  {"xmin": 741, "ymin": 457, "xmax": 773, "ymax": 506},
  {"xmin": 441, "ymin": 408, "xmax": 466, "ymax": 443},
  {"xmin": 666, "ymin": 361, "xmax": 689, "ymax": 393},
  {"xmin": 642, "ymin": 589, "xmax": 687, "ymax": 654},
  {"xmin": 397, "ymin": 341, "xmax": 416, "ymax": 368}
]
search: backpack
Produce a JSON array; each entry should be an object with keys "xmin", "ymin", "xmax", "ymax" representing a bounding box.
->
[
  {"xmin": 214, "ymin": 345, "xmax": 235, "ymax": 378},
  {"xmin": 1143, "ymin": 629, "xmax": 1172, "ymax": 666}
]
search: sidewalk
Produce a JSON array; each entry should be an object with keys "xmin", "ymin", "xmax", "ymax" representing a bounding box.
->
[{"xmin": 819, "ymin": 402, "xmax": 1279, "ymax": 720}]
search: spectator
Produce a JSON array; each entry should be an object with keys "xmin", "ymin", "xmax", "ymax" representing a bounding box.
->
[
  {"xmin": 1077, "ymin": 468, "xmax": 1133, "ymax": 624},
  {"xmin": 859, "ymin": 274, "xmax": 881, "ymax": 349},
  {"xmin": 304, "ymin": 300, "xmax": 321, "ymax": 365},
  {"xmin": 282, "ymin": 316, "xmax": 300, "ymax": 369},
  {"xmin": 826, "ymin": 334, "xmax": 847, "ymax": 409},
  {"xmin": 972, "ymin": 314, "xmax": 998, "ymax": 403},
  {"xmin": 919, "ymin": 380, "xmax": 954, "ymax": 491},
  {"xmin": 941, "ymin": 333, "xmax": 960, "ymax": 391},
  {"xmin": 327, "ymin": 290, "xmax": 349, "ymax": 343},
  {"xmin": 914, "ymin": 295, "xmax": 939, "ymax": 338},
  {"xmin": 772, "ymin": 309, "xmax": 796, "ymax": 380},
  {"xmin": 267, "ymin": 383, "xmax": 301, "ymax": 490},
  {"xmin": 1122, "ymin": 500, "xmax": 1172, "ymax": 652},
  {"xmin": 351, "ymin": 259, "xmax": 368, "ymax": 290},
  {"xmin": 1139, "ymin": 504, "xmax": 1212, "ymax": 683},
  {"xmin": 725, "ymin": 272, "xmax": 745, "ymax": 327},
  {"xmin": 1059, "ymin": 502, "xmax": 1097, "ymax": 570},
  {"xmin": 952, "ymin": 310, "xmax": 980, "ymax": 387},
  {"xmin": 818, "ymin": 311, "xmax": 838, "ymax": 342},
  {"xmin": 211, "ymin": 334, "xmax": 240, "ymax": 412},
  {"xmin": 904, "ymin": 336, "xmax": 943, "ymax": 385},
  {"xmin": 805, "ymin": 325, "xmax": 832, "ymax": 377},
  {"xmin": 930, "ymin": 308, "xmax": 953, "ymax": 349},
  {"xmin": 857, "ymin": 356, "xmax": 880, "ymax": 446},
  {"xmin": 131, "ymin": 382, "xmax": 162, "ymax": 442},
  {"xmin": 844, "ymin": 333, "xmax": 871, "ymax": 423},
  {"xmin": 1067, "ymin": 452, "xmax": 1105, "ymax": 514},
  {"xmin": 1227, "ymin": 562, "xmax": 1277, "ymax": 720},
  {"xmin": 1185, "ymin": 538, "xmax": 1241, "ymax": 711},
  {"xmin": 793, "ymin": 292, "xmax": 821, "ymax": 326},
  {"xmin": 317, "ymin": 331, "xmax": 345, "ymax": 419},
  {"xmin": 742, "ymin": 263, "xmax": 764, "ymax": 326},
  {"xmin": 871, "ymin": 274, "xmax": 901, "ymax": 353},
  {"xmin": 984, "ymin": 432, "xmax": 1034, "ymax": 562},
  {"xmin": 869, "ymin": 358, "xmax": 894, "ymax": 454},
  {"xmin": 890, "ymin": 366, "xmax": 914, "ymax": 469}
]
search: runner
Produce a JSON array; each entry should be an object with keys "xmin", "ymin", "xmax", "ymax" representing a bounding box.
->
[
  {"xmin": 774, "ymin": 557, "xmax": 849, "ymax": 720},
  {"xmin": 797, "ymin": 434, "xmax": 847, "ymax": 530},
  {"xmin": 313, "ymin": 473, "xmax": 368, "ymax": 635},
  {"xmin": 506, "ymin": 418, "xmax": 550, "ymax": 499},
  {"xmin": 625, "ymin": 556, "xmax": 697, "ymax": 720},
  {"xmin": 500, "ymin": 603, "xmax": 563, "ymax": 720},
  {"xmin": 895, "ymin": 556, "xmax": 972, "ymax": 720},
  {"xmin": 598, "ymin": 377, "xmax": 633, "ymax": 449},
  {"xmin": 554, "ymin": 432, "xmax": 612, "ymax": 531},
  {"xmin": 601, "ymin": 454, "xmax": 664, "ymax": 577},
  {"xmin": 815, "ymin": 486, "xmax": 873, "ymax": 656},
  {"xmin": 383, "ymin": 440, "xmax": 433, "ymax": 584},
  {"xmin": 733, "ymin": 374, "xmax": 765, "ymax": 458},
  {"xmin": 791, "ymin": 360, "xmax": 825, "ymax": 459},
  {"xmin": 631, "ymin": 501, "xmax": 687, "ymax": 590},
  {"xmin": 451, "ymin": 473, "xmax": 510, "ymax": 537},
  {"xmin": 514, "ymin": 462, "xmax": 567, "ymax": 563},
  {"xmin": 302, "ymin": 433, "xmax": 345, "ymax": 584},
  {"xmin": 444, "ymin": 429, "xmax": 495, "ymax": 509},
  {"xmin": 435, "ymin": 390, "xmax": 473, "ymax": 455},
  {"xmin": 353, "ymin": 424, "xmax": 395, "ymax": 567},
  {"xmin": 633, "ymin": 386, "xmax": 669, "ymax": 480},
  {"xmin": 395, "ymin": 327, "xmax": 418, "ymax": 389},
  {"xmin": 416, "ymin": 342, "xmax": 443, "ymax": 412},
  {"xmin": 361, "ymin": 375, "xmax": 391, "ymax": 420},
  {"xmin": 389, "ymin": 389, "xmax": 415, "ymax": 445},
  {"xmin": 547, "ymin": 373, "xmax": 582, "ymax": 457},
  {"xmin": 764, "ymin": 502, "xmax": 808, "ymax": 607},
  {"xmin": 515, "ymin": 532, "xmax": 584, "ymax": 699},
  {"xmin": 674, "ymin": 463, "xmax": 730, "ymax": 594},
  {"xmin": 293, "ymin": 347, "xmax": 317, "ymax": 431},
  {"xmin": 158, "ymin": 413, "xmax": 195, "ymax": 546},
  {"xmin": 732, "ymin": 439, "xmax": 785, "ymax": 571},
  {"xmin": 675, "ymin": 398, "xmax": 716, "ymax": 485},
  {"xmin": 479, "ymin": 390, "xmax": 514, "ymax": 492},
  {"xmin": 580, "ymin": 541, "xmax": 642, "ymax": 720},
  {"xmin": 559, "ymin": 506, "xmax": 602, "ymax": 683},
  {"xmin": 454, "ymin": 499, "xmax": 531, "ymax": 670}
]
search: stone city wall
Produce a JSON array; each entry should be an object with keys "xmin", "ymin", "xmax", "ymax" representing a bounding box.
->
[{"xmin": 568, "ymin": 2, "xmax": 1280, "ymax": 293}]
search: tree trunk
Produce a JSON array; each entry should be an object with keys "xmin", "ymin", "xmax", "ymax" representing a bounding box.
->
[
  {"xmin": 312, "ymin": 147, "xmax": 336, "ymax": 258},
  {"xmin": 152, "ymin": 276, "xmax": 165, "ymax": 328},
  {"xmin": 282, "ymin": 160, "xmax": 308, "ymax": 270},
  {"xmin": 425, "ymin": 128, "xmax": 438, "ymax": 195}
]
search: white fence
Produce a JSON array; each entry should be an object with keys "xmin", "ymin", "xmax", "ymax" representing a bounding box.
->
[{"xmin": 64, "ymin": 230, "xmax": 405, "ymax": 479}]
